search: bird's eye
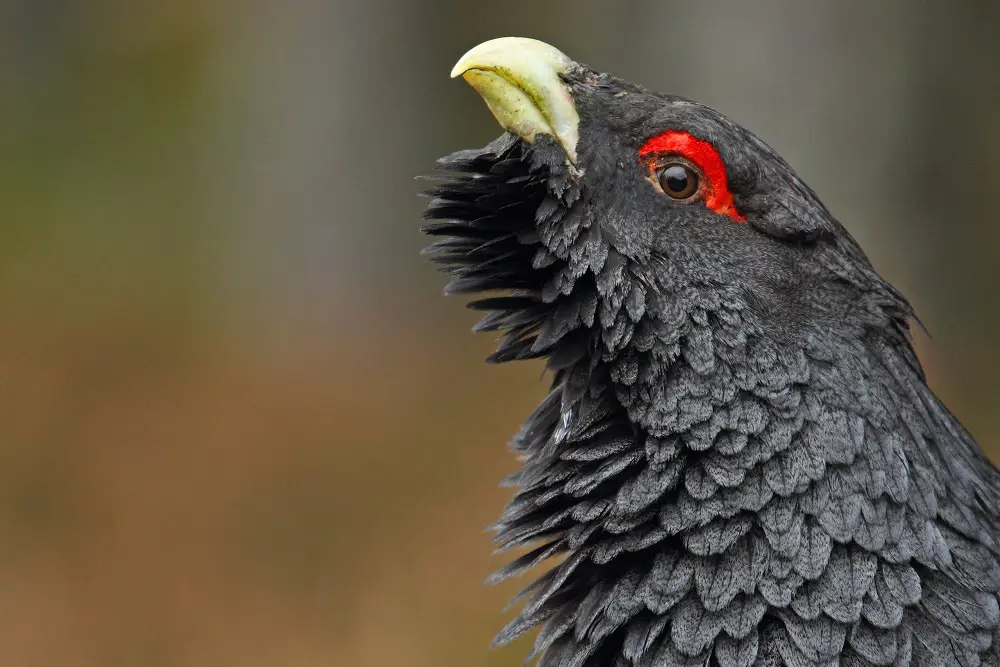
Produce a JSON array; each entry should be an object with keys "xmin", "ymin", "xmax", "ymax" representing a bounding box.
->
[{"xmin": 657, "ymin": 163, "xmax": 700, "ymax": 200}]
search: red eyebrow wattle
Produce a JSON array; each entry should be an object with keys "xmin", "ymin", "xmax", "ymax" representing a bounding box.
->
[{"xmin": 639, "ymin": 131, "xmax": 745, "ymax": 222}]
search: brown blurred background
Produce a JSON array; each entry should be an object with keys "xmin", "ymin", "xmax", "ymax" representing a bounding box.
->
[{"xmin": 1, "ymin": 1, "xmax": 998, "ymax": 665}]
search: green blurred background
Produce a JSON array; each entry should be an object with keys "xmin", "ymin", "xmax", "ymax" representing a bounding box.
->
[{"xmin": 1, "ymin": 1, "xmax": 998, "ymax": 665}]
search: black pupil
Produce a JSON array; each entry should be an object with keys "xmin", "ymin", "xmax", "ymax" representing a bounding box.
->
[{"xmin": 663, "ymin": 165, "xmax": 691, "ymax": 195}]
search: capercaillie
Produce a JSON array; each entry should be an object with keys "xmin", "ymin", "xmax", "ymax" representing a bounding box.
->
[{"xmin": 422, "ymin": 37, "xmax": 1000, "ymax": 667}]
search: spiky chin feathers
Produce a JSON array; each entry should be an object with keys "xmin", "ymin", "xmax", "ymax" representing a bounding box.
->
[{"xmin": 423, "ymin": 134, "xmax": 557, "ymax": 364}]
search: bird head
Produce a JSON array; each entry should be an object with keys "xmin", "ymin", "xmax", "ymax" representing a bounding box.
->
[{"xmin": 427, "ymin": 37, "xmax": 912, "ymax": 382}]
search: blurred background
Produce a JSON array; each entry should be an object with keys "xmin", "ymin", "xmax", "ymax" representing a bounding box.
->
[{"xmin": 1, "ymin": 1, "xmax": 998, "ymax": 665}]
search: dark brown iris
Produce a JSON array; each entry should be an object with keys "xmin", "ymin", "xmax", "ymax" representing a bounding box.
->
[{"xmin": 657, "ymin": 163, "xmax": 699, "ymax": 200}]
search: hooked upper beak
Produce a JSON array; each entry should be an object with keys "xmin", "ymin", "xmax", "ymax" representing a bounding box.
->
[{"xmin": 450, "ymin": 37, "xmax": 580, "ymax": 164}]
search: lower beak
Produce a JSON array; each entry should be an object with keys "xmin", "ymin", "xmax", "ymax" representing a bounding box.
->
[{"xmin": 450, "ymin": 37, "xmax": 580, "ymax": 164}]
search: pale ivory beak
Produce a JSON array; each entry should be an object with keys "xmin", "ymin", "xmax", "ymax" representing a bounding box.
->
[{"xmin": 451, "ymin": 37, "xmax": 580, "ymax": 163}]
